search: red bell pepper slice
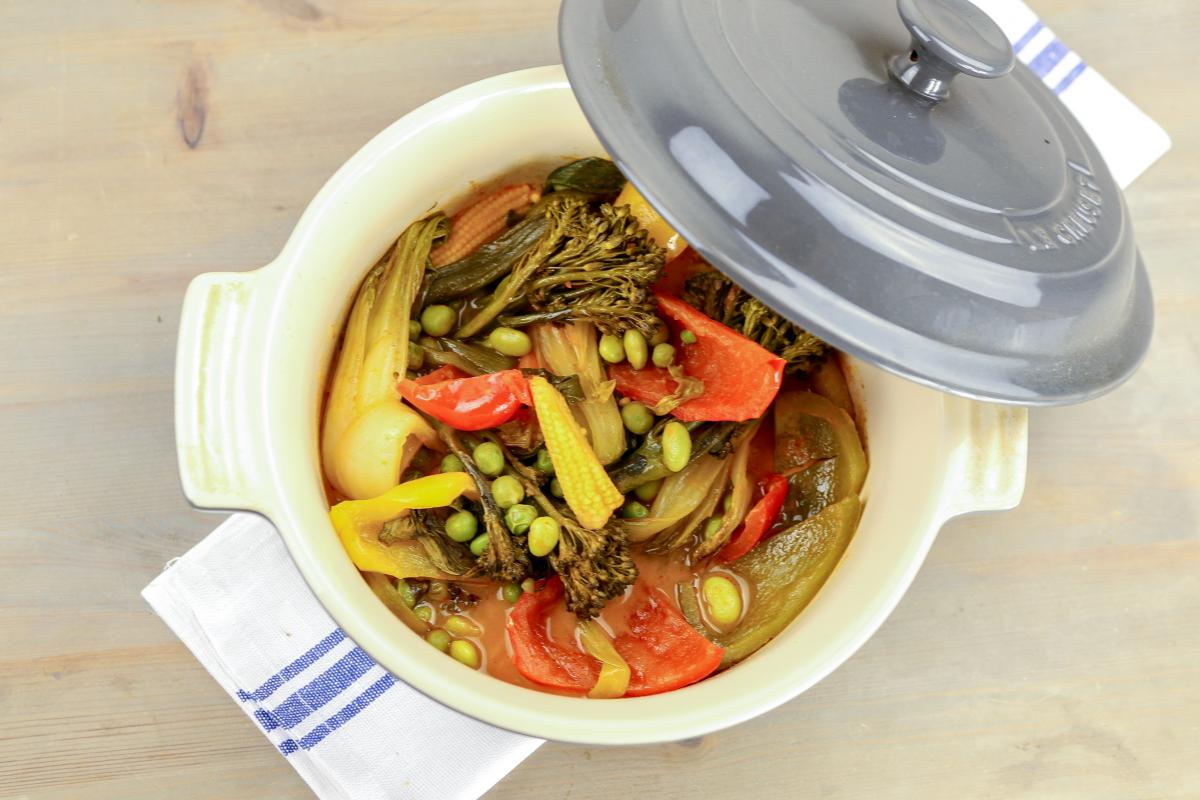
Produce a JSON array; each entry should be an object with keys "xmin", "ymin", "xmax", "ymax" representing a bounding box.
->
[
  {"xmin": 614, "ymin": 587, "xmax": 724, "ymax": 696},
  {"xmin": 506, "ymin": 578, "xmax": 599, "ymax": 692},
  {"xmin": 609, "ymin": 292, "xmax": 785, "ymax": 422},
  {"xmin": 717, "ymin": 473, "xmax": 790, "ymax": 563},
  {"xmin": 506, "ymin": 578, "xmax": 723, "ymax": 696},
  {"xmin": 397, "ymin": 369, "xmax": 530, "ymax": 431}
]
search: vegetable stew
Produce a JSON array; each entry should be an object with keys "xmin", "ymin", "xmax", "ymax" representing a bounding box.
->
[{"xmin": 321, "ymin": 159, "xmax": 867, "ymax": 697}]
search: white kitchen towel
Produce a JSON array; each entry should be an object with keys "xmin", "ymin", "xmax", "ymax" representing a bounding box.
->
[
  {"xmin": 143, "ymin": 513, "xmax": 542, "ymax": 800},
  {"xmin": 143, "ymin": 4, "xmax": 1168, "ymax": 799}
]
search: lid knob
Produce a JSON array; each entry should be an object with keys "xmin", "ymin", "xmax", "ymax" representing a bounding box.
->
[{"xmin": 889, "ymin": 0, "xmax": 1015, "ymax": 102}]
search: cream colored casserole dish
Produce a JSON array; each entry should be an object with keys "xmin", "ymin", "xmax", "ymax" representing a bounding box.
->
[{"xmin": 175, "ymin": 66, "xmax": 1027, "ymax": 744}]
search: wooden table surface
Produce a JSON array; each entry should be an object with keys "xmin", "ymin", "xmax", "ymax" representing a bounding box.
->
[{"xmin": 2, "ymin": 2, "xmax": 1196, "ymax": 798}]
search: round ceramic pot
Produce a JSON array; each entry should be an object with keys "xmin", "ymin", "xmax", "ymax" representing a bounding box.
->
[{"xmin": 175, "ymin": 65, "xmax": 1028, "ymax": 745}]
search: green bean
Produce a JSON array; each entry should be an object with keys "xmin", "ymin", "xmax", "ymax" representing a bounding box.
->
[
  {"xmin": 505, "ymin": 503, "xmax": 537, "ymax": 535},
  {"xmin": 445, "ymin": 510, "xmax": 478, "ymax": 542},
  {"xmin": 624, "ymin": 329, "xmax": 649, "ymax": 369},
  {"xmin": 662, "ymin": 421, "xmax": 692, "ymax": 472},
  {"xmin": 473, "ymin": 442, "xmax": 505, "ymax": 477},
  {"xmin": 702, "ymin": 575, "xmax": 743, "ymax": 626},
  {"xmin": 441, "ymin": 453, "xmax": 465, "ymax": 474},
  {"xmin": 528, "ymin": 516, "xmax": 561, "ymax": 557},
  {"xmin": 426, "ymin": 629, "xmax": 451, "ymax": 652},
  {"xmin": 449, "ymin": 638, "xmax": 481, "ymax": 669},
  {"xmin": 491, "ymin": 475, "xmax": 525, "ymax": 509},
  {"xmin": 420, "ymin": 305, "xmax": 456, "ymax": 337},
  {"xmin": 486, "ymin": 326, "xmax": 532, "ymax": 357},
  {"xmin": 621, "ymin": 402, "xmax": 655, "ymax": 435},
  {"xmin": 598, "ymin": 333, "xmax": 626, "ymax": 364},
  {"xmin": 468, "ymin": 533, "xmax": 489, "ymax": 557},
  {"xmin": 652, "ymin": 343, "xmax": 676, "ymax": 368},
  {"xmin": 444, "ymin": 614, "xmax": 482, "ymax": 637}
]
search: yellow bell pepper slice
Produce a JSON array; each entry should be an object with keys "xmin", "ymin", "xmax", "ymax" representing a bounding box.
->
[
  {"xmin": 330, "ymin": 472, "xmax": 475, "ymax": 580},
  {"xmin": 616, "ymin": 182, "xmax": 688, "ymax": 260},
  {"xmin": 578, "ymin": 620, "xmax": 631, "ymax": 699}
]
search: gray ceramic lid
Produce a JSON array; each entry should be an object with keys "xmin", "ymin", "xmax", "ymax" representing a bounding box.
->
[{"xmin": 559, "ymin": 0, "xmax": 1152, "ymax": 405}]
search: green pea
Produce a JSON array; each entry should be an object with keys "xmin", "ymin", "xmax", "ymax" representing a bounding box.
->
[
  {"xmin": 703, "ymin": 516, "xmax": 724, "ymax": 539},
  {"xmin": 598, "ymin": 333, "xmax": 626, "ymax": 364},
  {"xmin": 444, "ymin": 614, "xmax": 482, "ymax": 637},
  {"xmin": 468, "ymin": 533, "xmax": 489, "ymax": 557},
  {"xmin": 407, "ymin": 341, "xmax": 425, "ymax": 369},
  {"xmin": 680, "ymin": 329, "xmax": 697, "ymax": 345},
  {"xmin": 649, "ymin": 319, "xmax": 669, "ymax": 346},
  {"xmin": 441, "ymin": 453, "xmax": 465, "ymax": 473},
  {"xmin": 621, "ymin": 499, "xmax": 649, "ymax": 519},
  {"xmin": 652, "ymin": 343, "xmax": 676, "ymax": 368},
  {"xmin": 634, "ymin": 478, "xmax": 663, "ymax": 503},
  {"xmin": 520, "ymin": 578, "xmax": 536, "ymax": 594},
  {"xmin": 449, "ymin": 638, "xmax": 481, "ymax": 669},
  {"xmin": 445, "ymin": 510, "xmax": 478, "ymax": 542},
  {"xmin": 549, "ymin": 478, "xmax": 565, "ymax": 498},
  {"xmin": 426, "ymin": 629, "xmax": 451, "ymax": 652},
  {"xmin": 415, "ymin": 604, "xmax": 433, "ymax": 622},
  {"xmin": 408, "ymin": 320, "xmax": 423, "ymax": 339},
  {"xmin": 621, "ymin": 402, "xmax": 655, "ymax": 435},
  {"xmin": 534, "ymin": 448, "xmax": 555, "ymax": 475},
  {"xmin": 662, "ymin": 421, "xmax": 692, "ymax": 472},
  {"xmin": 420, "ymin": 304, "xmax": 456, "ymax": 337},
  {"xmin": 502, "ymin": 583, "xmax": 523, "ymax": 603},
  {"xmin": 528, "ymin": 516, "xmax": 561, "ymax": 557},
  {"xmin": 505, "ymin": 503, "xmax": 538, "ymax": 535},
  {"xmin": 702, "ymin": 575, "xmax": 743, "ymax": 627},
  {"xmin": 491, "ymin": 475, "xmax": 525, "ymax": 509},
  {"xmin": 623, "ymin": 329, "xmax": 649, "ymax": 369},
  {"xmin": 473, "ymin": 441, "xmax": 505, "ymax": 477},
  {"xmin": 486, "ymin": 326, "xmax": 532, "ymax": 357}
]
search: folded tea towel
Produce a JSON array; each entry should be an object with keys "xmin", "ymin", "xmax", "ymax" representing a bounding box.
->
[
  {"xmin": 143, "ymin": 514, "xmax": 542, "ymax": 800},
  {"xmin": 143, "ymin": 4, "xmax": 1168, "ymax": 799}
]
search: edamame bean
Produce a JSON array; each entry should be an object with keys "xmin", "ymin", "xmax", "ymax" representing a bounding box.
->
[
  {"xmin": 680, "ymin": 329, "xmax": 697, "ymax": 345},
  {"xmin": 505, "ymin": 503, "xmax": 537, "ymax": 535},
  {"xmin": 549, "ymin": 478, "xmax": 564, "ymax": 498},
  {"xmin": 623, "ymin": 329, "xmax": 649, "ymax": 369},
  {"xmin": 649, "ymin": 319, "xmax": 669, "ymax": 346},
  {"xmin": 702, "ymin": 575, "xmax": 744, "ymax": 627},
  {"xmin": 449, "ymin": 639, "xmax": 481, "ymax": 669},
  {"xmin": 634, "ymin": 478, "xmax": 663, "ymax": 503},
  {"xmin": 703, "ymin": 516, "xmax": 724, "ymax": 539},
  {"xmin": 491, "ymin": 475, "xmax": 524, "ymax": 509},
  {"xmin": 502, "ymin": 583, "xmax": 523, "ymax": 603},
  {"xmin": 408, "ymin": 320, "xmax": 423, "ymax": 339},
  {"xmin": 444, "ymin": 614, "xmax": 482, "ymax": 637},
  {"xmin": 534, "ymin": 448, "xmax": 555, "ymax": 475},
  {"xmin": 420, "ymin": 304, "xmax": 456, "ymax": 337},
  {"xmin": 662, "ymin": 421, "xmax": 692, "ymax": 472},
  {"xmin": 652, "ymin": 343, "xmax": 676, "ymax": 368},
  {"xmin": 486, "ymin": 326, "xmax": 532, "ymax": 357},
  {"xmin": 441, "ymin": 453, "xmax": 465, "ymax": 473},
  {"xmin": 621, "ymin": 499, "xmax": 649, "ymax": 519},
  {"xmin": 528, "ymin": 516, "xmax": 561, "ymax": 557},
  {"xmin": 469, "ymin": 533, "xmax": 490, "ymax": 557},
  {"xmin": 396, "ymin": 578, "xmax": 417, "ymax": 609},
  {"xmin": 473, "ymin": 441, "xmax": 505, "ymax": 476},
  {"xmin": 426, "ymin": 629, "xmax": 451, "ymax": 652},
  {"xmin": 598, "ymin": 333, "xmax": 626, "ymax": 364},
  {"xmin": 415, "ymin": 604, "xmax": 433, "ymax": 622},
  {"xmin": 445, "ymin": 510, "xmax": 478, "ymax": 542},
  {"xmin": 621, "ymin": 402, "xmax": 655, "ymax": 435}
]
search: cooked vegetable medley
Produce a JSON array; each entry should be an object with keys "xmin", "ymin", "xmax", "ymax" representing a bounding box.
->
[{"xmin": 321, "ymin": 159, "xmax": 867, "ymax": 697}]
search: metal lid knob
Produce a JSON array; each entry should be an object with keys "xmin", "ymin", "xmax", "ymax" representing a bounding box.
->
[{"xmin": 889, "ymin": 0, "xmax": 1015, "ymax": 101}]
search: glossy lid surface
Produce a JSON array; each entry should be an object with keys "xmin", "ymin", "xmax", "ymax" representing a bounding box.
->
[{"xmin": 559, "ymin": 0, "xmax": 1152, "ymax": 405}]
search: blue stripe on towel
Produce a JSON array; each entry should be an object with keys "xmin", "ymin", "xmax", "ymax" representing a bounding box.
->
[
  {"xmin": 1012, "ymin": 20, "xmax": 1044, "ymax": 54},
  {"xmin": 1029, "ymin": 39, "xmax": 1069, "ymax": 78},
  {"xmin": 1054, "ymin": 60, "xmax": 1088, "ymax": 94},
  {"xmin": 277, "ymin": 672, "xmax": 397, "ymax": 755},
  {"xmin": 256, "ymin": 646, "xmax": 376, "ymax": 731},
  {"xmin": 236, "ymin": 628, "xmax": 346, "ymax": 702}
]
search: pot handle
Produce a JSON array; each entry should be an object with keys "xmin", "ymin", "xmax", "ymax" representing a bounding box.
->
[
  {"xmin": 174, "ymin": 268, "xmax": 275, "ymax": 514},
  {"xmin": 939, "ymin": 401, "xmax": 1029, "ymax": 520}
]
